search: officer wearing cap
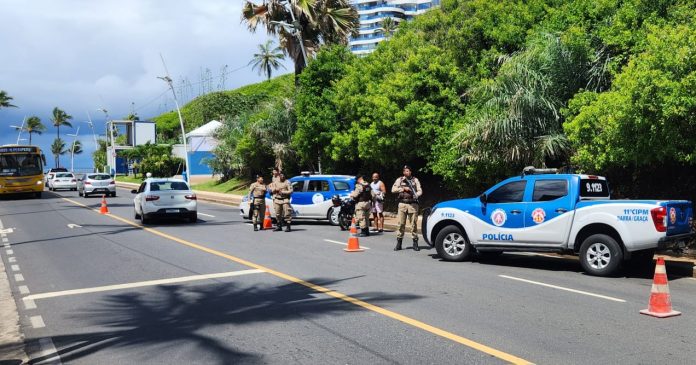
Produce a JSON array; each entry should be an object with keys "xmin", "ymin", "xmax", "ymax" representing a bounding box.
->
[
  {"xmin": 248, "ymin": 175, "xmax": 267, "ymax": 231},
  {"xmin": 270, "ymin": 172, "xmax": 293, "ymax": 232},
  {"xmin": 349, "ymin": 175, "xmax": 374, "ymax": 237},
  {"xmin": 391, "ymin": 165, "xmax": 423, "ymax": 251}
]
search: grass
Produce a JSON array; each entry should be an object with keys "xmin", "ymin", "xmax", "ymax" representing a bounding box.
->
[
  {"xmin": 115, "ymin": 175, "xmax": 144, "ymax": 184},
  {"xmin": 191, "ymin": 178, "xmax": 251, "ymax": 196}
]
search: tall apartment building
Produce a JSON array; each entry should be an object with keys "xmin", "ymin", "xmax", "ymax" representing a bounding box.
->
[{"xmin": 350, "ymin": 0, "xmax": 440, "ymax": 55}]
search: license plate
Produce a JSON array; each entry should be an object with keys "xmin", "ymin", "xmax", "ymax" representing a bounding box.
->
[{"xmin": 166, "ymin": 209, "xmax": 179, "ymax": 213}]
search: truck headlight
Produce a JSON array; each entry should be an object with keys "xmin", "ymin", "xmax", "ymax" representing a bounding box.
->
[{"xmin": 36, "ymin": 180, "xmax": 43, "ymax": 185}]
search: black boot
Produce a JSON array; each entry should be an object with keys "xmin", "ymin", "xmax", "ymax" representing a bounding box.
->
[
  {"xmin": 274, "ymin": 220, "xmax": 283, "ymax": 232},
  {"xmin": 394, "ymin": 238, "xmax": 403, "ymax": 251},
  {"xmin": 412, "ymin": 238, "xmax": 420, "ymax": 251},
  {"xmin": 253, "ymin": 223, "xmax": 258, "ymax": 231},
  {"xmin": 285, "ymin": 222, "xmax": 291, "ymax": 232}
]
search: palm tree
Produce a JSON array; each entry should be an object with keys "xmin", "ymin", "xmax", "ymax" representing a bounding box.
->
[
  {"xmin": 51, "ymin": 138, "xmax": 67, "ymax": 168},
  {"xmin": 51, "ymin": 107, "xmax": 73, "ymax": 166},
  {"xmin": 0, "ymin": 90, "xmax": 16, "ymax": 109},
  {"xmin": 250, "ymin": 99, "xmax": 296, "ymax": 170},
  {"xmin": 23, "ymin": 116, "xmax": 46, "ymax": 145},
  {"xmin": 70, "ymin": 140, "xmax": 83, "ymax": 155},
  {"xmin": 379, "ymin": 17, "xmax": 397, "ymax": 38},
  {"xmin": 242, "ymin": 0, "xmax": 358, "ymax": 77},
  {"xmin": 250, "ymin": 40, "xmax": 286, "ymax": 80}
]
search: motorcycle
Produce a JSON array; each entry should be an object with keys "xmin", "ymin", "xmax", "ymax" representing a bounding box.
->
[{"xmin": 331, "ymin": 195, "xmax": 355, "ymax": 231}]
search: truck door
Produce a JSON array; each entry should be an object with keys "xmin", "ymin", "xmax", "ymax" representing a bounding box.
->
[
  {"xmin": 478, "ymin": 180, "xmax": 527, "ymax": 244},
  {"xmin": 523, "ymin": 179, "xmax": 574, "ymax": 246}
]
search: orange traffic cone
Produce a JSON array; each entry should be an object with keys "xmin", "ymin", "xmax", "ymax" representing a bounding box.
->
[
  {"xmin": 262, "ymin": 205, "xmax": 273, "ymax": 229},
  {"xmin": 99, "ymin": 194, "xmax": 109, "ymax": 215},
  {"xmin": 640, "ymin": 257, "xmax": 681, "ymax": 318},
  {"xmin": 344, "ymin": 217, "xmax": 364, "ymax": 252}
]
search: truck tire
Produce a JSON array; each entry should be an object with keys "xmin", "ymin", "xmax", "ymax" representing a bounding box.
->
[
  {"xmin": 435, "ymin": 226, "xmax": 471, "ymax": 262},
  {"xmin": 579, "ymin": 234, "xmax": 623, "ymax": 276}
]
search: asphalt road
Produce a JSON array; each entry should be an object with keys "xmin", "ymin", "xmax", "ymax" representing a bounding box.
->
[{"xmin": 1, "ymin": 188, "xmax": 696, "ymax": 364}]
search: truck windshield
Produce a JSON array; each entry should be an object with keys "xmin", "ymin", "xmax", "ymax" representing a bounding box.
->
[{"xmin": 0, "ymin": 154, "xmax": 43, "ymax": 177}]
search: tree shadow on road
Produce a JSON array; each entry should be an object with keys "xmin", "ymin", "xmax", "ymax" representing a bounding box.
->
[{"xmin": 33, "ymin": 277, "xmax": 421, "ymax": 364}]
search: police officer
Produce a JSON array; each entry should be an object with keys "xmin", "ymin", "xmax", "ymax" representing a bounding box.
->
[
  {"xmin": 350, "ymin": 175, "xmax": 373, "ymax": 237},
  {"xmin": 270, "ymin": 172, "xmax": 293, "ymax": 232},
  {"xmin": 391, "ymin": 165, "xmax": 423, "ymax": 251},
  {"xmin": 271, "ymin": 167, "xmax": 281, "ymax": 184},
  {"xmin": 248, "ymin": 175, "xmax": 267, "ymax": 231}
]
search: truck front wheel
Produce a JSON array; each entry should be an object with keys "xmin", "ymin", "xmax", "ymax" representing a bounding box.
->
[
  {"xmin": 435, "ymin": 226, "xmax": 471, "ymax": 262},
  {"xmin": 579, "ymin": 234, "xmax": 623, "ymax": 276}
]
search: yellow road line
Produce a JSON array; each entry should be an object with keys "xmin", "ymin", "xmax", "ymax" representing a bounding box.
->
[{"xmin": 60, "ymin": 196, "xmax": 534, "ymax": 365}]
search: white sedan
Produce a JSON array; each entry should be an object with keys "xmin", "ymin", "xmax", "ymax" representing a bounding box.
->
[
  {"xmin": 49, "ymin": 172, "xmax": 77, "ymax": 191},
  {"xmin": 131, "ymin": 178, "xmax": 197, "ymax": 224}
]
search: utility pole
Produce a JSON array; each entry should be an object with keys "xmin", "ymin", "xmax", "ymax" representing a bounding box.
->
[
  {"xmin": 158, "ymin": 53, "xmax": 191, "ymax": 182},
  {"xmin": 98, "ymin": 108, "xmax": 113, "ymax": 175},
  {"xmin": 11, "ymin": 116, "xmax": 27, "ymax": 144},
  {"xmin": 67, "ymin": 126, "xmax": 80, "ymax": 172}
]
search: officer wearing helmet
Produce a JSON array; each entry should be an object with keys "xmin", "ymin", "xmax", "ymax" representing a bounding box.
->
[{"xmin": 391, "ymin": 165, "xmax": 423, "ymax": 251}]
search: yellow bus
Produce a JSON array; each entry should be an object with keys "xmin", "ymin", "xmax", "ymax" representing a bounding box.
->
[{"xmin": 0, "ymin": 145, "xmax": 46, "ymax": 198}]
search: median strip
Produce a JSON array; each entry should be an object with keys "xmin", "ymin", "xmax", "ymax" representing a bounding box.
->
[
  {"xmin": 499, "ymin": 275, "xmax": 626, "ymax": 303},
  {"xmin": 59, "ymin": 195, "xmax": 534, "ymax": 365}
]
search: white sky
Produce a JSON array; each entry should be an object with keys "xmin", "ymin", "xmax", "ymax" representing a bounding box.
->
[{"xmin": 0, "ymin": 0, "xmax": 292, "ymax": 162}]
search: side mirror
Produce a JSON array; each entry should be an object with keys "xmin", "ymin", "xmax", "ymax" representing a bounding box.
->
[
  {"xmin": 479, "ymin": 193, "xmax": 487, "ymax": 205},
  {"xmin": 131, "ymin": 189, "xmax": 138, "ymax": 194}
]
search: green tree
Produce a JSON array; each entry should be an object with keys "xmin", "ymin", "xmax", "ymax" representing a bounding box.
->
[
  {"xmin": 250, "ymin": 40, "xmax": 286, "ymax": 80},
  {"xmin": 92, "ymin": 139, "xmax": 108, "ymax": 173},
  {"xmin": 249, "ymin": 99, "xmax": 297, "ymax": 171},
  {"xmin": 50, "ymin": 138, "xmax": 67, "ymax": 168},
  {"xmin": 242, "ymin": 0, "xmax": 358, "ymax": 77},
  {"xmin": 50, "ymin": 107, "xmax": 73, "ymax": 167},
  {"xmin": 0, "ymin": 90, "xmax": 16, "ymax": 109},
  {"xmin": 378, "ymin": 17, "xmax": 397, "ymax": 38},
  {"xmin": 70, "ymin": 140, "xmax": 83, "ymax": 155},
  {"xmin": 24, "ymin": 116, "xmax": 46, "ymax": 145}
]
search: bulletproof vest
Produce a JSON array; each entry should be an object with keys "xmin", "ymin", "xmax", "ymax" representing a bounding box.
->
[
  {"xmin": 359, "ymin": 183, "xmax": 372, "ymax": 202},
  {"xmin": 398, "ymin": 177, "xmax": 416, "ymax": 202}
]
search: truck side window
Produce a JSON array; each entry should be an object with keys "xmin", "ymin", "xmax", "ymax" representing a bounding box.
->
[
  {"xmin": 533, "ymin": 180, "xmax": 568, "ymax": 202},
  {"xmin": 487, "ymin": 181, "xmax": 527, "ymax": 203}
]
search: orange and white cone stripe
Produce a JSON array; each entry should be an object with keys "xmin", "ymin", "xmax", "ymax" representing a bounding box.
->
[
  {"xmin": 640, "ymin": 257, "xmax": 681, "ymax": 318},
  {"xmin": 344, "ymin": 217, "xmax": 364, "ymax": 252}
]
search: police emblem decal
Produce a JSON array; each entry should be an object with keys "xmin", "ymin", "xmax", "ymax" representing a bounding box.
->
[
  {"xmin": 312, "ymin": 193, "xmax": 324, "ymax": 204},
  {"xmin": 669, "ymin": 207, "xmax": 677, "ymax": 225},
  {"xmin": 491, "ymin": 209, "xmax": 507, "ymax": 227},
  {"xmin": 531, "ymin": 208, "xmax": 546, "ymax": 224}
]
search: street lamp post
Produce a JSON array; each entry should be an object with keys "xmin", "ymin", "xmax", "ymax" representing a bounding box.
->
[
  {"xmin": 10, "ymin": 116, "xmax": 27, "ymax": 144},
  {"xmin": 98, "ymin": 108, "xmax": 113, "ymax": 175},
  {"xmin": 67, "ymin": 126, "xmax": 80, "ymax": 173},
  {"xmin": 158, "ymin": 54, "xmax": 190, "ymax": 182}
]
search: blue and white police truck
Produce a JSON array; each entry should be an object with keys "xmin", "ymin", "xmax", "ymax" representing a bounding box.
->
[
  {"xmin": 422, "ymin": 167, "xmax": 694, "ymax": 276},
  {"xmin": 240, "ymin": 173, "xmax": 355, "ymax": 225}
]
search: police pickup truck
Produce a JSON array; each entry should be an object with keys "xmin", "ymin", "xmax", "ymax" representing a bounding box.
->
[{"xmin": 423, "ymin": 167, "xmax": 694, "ymax": 276}]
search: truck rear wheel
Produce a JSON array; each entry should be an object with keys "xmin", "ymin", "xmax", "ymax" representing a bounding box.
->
[
  {"xmin": 579, "ymin": 234, "xmax": 623, "ymax": 276},
  {"xmin": 435, "ymin": 226, "xmax": 471, "ymax": 262}
]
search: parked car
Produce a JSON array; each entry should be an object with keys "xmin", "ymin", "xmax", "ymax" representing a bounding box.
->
[
  {"xmin": 240, "ymin": 173, "xmax": 355, "ymax": 225},
  {"xmin": 422, "ymin": 167, "xmax": 694, "ymax": 276},
  {"xmin": 131, "ymin": 178, "xmax": 197, "ymax": 224},
  {"xmin": 78, "ymin": 173, "xmax": 116, "ymax": 197},
  {"xmin": 49, "ymin": 172, "xmax": 77, "ymax": 191}
]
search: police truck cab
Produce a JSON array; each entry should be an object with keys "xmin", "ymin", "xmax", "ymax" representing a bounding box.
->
[{"xmin": 423, "ymin": 167, "xmax": 694, "ymax": 276}]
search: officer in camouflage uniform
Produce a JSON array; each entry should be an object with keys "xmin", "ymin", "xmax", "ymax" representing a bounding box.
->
[
  {"xmin": 391, "ymin": 165, "xmax": 423, "ymax": 251},
  {"xmin": 270, "ymin": 172, "xmax": 293, "ymax": 232},
  {"xmin": 248, "ymin": 175, "xmax": 267, "ymax": 231},
  {"xmin": 349, "ymin": 175, "xmax": 374, "ymax": 237},
  {"xmin": 271, "ymin": 167, "xmax": 281, "ymax": 184}
]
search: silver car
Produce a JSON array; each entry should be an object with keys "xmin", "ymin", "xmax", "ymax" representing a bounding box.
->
[
  {"xmin": 78, "ymin": 173, "xmax": 116, "ymax": 197},
  {"xmin": 132, "ymin": 178, "xmax": 198, "ymax": 224}
]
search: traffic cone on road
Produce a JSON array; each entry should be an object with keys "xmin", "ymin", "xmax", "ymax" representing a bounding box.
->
[
  {"xmin": 99, "ymin": 194, "xmax": 110, "ymax": 215},
  {"xmin": 263, "ymin": 206, "xmax": 273, "ymax": 229},
  {"xmin": 640, "ymin": 257, "xmax": 681, "ymax": 318},
  {"xmin": 344, "ymin": 217, "xmax": 364, "ymax": 252}
]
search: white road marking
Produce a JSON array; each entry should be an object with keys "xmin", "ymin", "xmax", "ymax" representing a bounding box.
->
[
  {"xmin": 11, "ymin": 264, "xmax": 20, "ymax": 271},
  {"xmin": 197, "ymin": 212, "xmax": 216, "ymax": 218},
  {"xmin": 15, "ymin": 273, "xmax": 24, "ymax": 282},
  {"xmin": 1, "ymin": 237, "xmax": 8, "ymax": 242},
  {"xmin": 23, "ymin": 298, "xmax": 37, "ymax": 310},
  {"xmin": 24, "ymin": 269, "xmax": 265, "ymax": 301},
  {"xmin": 30, "ymin": 315, "xmax": 45, "ymax": 328},
  {"xmin": 34, "ymin": 338, "xmax": 62, "ymax": 365},
  {"xmin": 66, "ymin": 223, "xmax": 82, "ymax": 229},
  {"xmin": 0, "ymin": 228, "xmax": 14, "ymax": 234},
  {"xmin": 499, "ymin": 275, "xmax": 626, "ymax": 303},
  {"xmin": 6, "ymin": 249, "xmax": 13, "ymax": 255},
  {"xmin": 8, "ymin": 256, "xmax": 16, "ymax": 263},
  {"xmin": 324, "ymin": 239, "xmax": 371, "ymax": 250},
  {"xmin": 19, "ymin": 285, "xmax": 30, "ymax": 294}
]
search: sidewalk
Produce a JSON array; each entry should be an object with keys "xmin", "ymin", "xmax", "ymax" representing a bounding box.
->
[{"xmin": 116, "ymin": 182, "xmax": 695, "ymax": 277}]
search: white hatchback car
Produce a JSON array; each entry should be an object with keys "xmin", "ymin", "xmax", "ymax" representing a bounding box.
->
[
  {"xmin": 49, "ymin": 172, "xmax": 77, "ymax": 191},
  {"xmin": 131, "ymin": 178, "xmax": 197, "ymax": 224}
]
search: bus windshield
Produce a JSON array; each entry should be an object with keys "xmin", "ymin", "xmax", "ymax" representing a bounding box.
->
[{"xmin": 0, "ymin": 154, "xmax": 43, "ymax": 177}]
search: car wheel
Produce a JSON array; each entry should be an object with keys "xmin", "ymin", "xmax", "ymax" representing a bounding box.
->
[
  {"xmin": 78, "ymin": 190, "xmax": 83, "ymax": 197},
  {"xmin": 579, "ymin": 234, "xmax": 623, "ymax": 276},
  {"xmin": 328, "ymin": 207, "xmax": 340, "ymax": 226},
  {"xmin": 83, "ymin": 192, "xmax": 89, "ymax": 198},
  {"xmin": 111, "ymin": 192, "xmax": 117, "ymax": 198},
  {"xmin": 134, "ymin": 208, "xmax": 141, "ymax": 220},
  {"xmin": 140, "ymin": 207, "xmax": 149, "ymax": 225},
  {"xmin": 435, "ymin": 226, "xmax": 471, "ymax": 262},
  {"xmin": 189, "ymin": 213, "xmax": 197, "ymax": 223}
]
